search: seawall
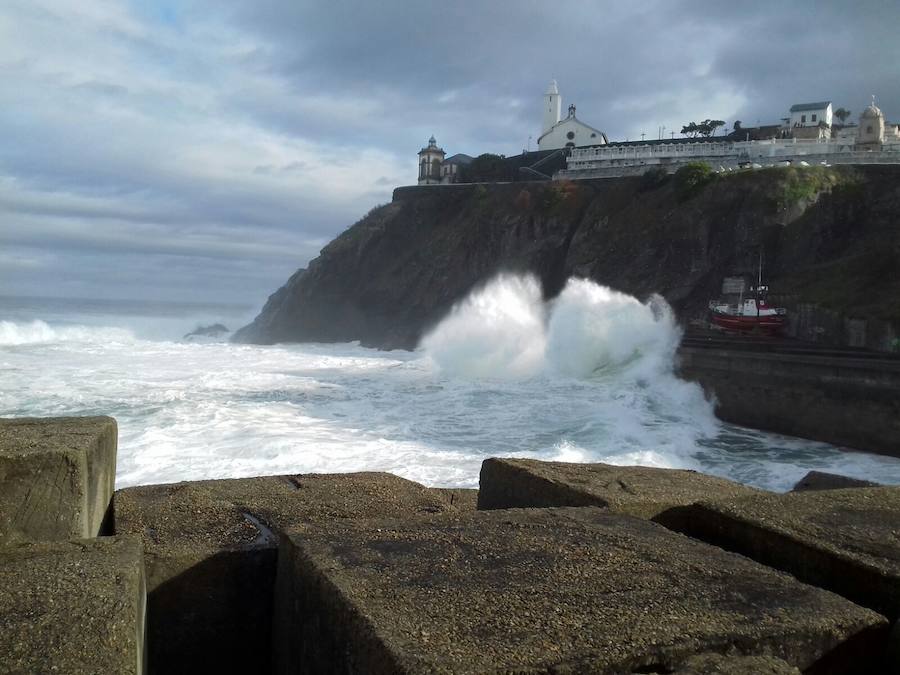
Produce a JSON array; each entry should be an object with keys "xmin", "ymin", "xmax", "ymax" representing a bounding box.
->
[{"xmin": 676, "ymin": 339, "xmax": 900, "ymax": 457}]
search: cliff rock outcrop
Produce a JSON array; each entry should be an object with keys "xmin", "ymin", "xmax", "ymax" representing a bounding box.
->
[{"xmin": 234, "ymin": 166, "xmax": 900, "ymax": 350}]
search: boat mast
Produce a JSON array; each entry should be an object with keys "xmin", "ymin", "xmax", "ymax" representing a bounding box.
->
[{"xmin": 757, "ymin": 250, "xmax": 763, "ymax": 318}]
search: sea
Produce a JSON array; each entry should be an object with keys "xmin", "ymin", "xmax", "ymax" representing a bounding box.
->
[{"xmin": 3, "ymin": 274, "xmax": 900, "ymax": 492}]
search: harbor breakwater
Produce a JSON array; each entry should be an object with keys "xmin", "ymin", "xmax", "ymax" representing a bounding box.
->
[
  {"xmin": 675, "ymin": 337, "xmax": 900, "ymax": 458},
  {"xmin": 3, "ymin": 416, "xmax": 900, "ymax": 674}
]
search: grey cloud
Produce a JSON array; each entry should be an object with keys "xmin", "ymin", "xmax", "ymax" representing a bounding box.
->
[{"xmin": 2, "ymin": 0, "xmax": 899, "ymax": 304}]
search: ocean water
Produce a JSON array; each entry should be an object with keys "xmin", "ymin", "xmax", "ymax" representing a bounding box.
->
[{"xmin": 3, "ymin": 277, "xmax": 900, "ymax": 492}]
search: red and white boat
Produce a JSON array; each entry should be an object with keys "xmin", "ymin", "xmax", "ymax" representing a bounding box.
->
[{"xmin": 708, "ymin": 286, "xmax": 787, "ymax": 334}]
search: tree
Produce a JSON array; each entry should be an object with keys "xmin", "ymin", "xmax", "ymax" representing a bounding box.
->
[
  {"xmin": 681, "ymin": 122, "xmax": 701, "ymax": 138},
  {"xmin": 699, "ymin": 119, "xmax": 726, "ymax": 137},
  {"xmin": 834, "ymin": 108, "xmax": 851, "ymax": 126},
  {"xmin": 459, "ymin": 153, "xmax": 505, "ymax": 183},
  {"xmin": 682, "ymin": 119, "xmax": 726, "ymax": 138},
  {"xmin": 733, "ymin": 120, "xmax": 742, "ymax": 132}
]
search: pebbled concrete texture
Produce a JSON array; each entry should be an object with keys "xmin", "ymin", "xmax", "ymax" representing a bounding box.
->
[
  {"xmin": 665, "ymin": 486, "xmax": 900, "ymax": 622},
  {"xmin": 661, "ymin": 653, "xmax": 801, "ymax": 674},
  {"xmin": 0, "ymin": 536, "xmax": 146, "ymax": 675},
  {"xmin": 274, "ymin": 507, "xmax": 887, "ymax": 675},
  {"xmin": 114, "ymin": 472, "xmax": 469, "ymax": 675},
  {"xmin": 0, "ymin": 416, "xmax": 117, "ymax": 544},
  {"xmin": 477, "ymin": 457, "xmax": 761, "ymax": 518}
]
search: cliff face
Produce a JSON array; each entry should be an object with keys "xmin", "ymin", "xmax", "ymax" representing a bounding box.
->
[{"xmin": 233, "ymin": 166, "xmax": 900, "ymax": 350}]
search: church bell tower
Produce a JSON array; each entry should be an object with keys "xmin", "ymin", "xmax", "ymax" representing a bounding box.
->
[{"xmin": 542, "ymin": 80, "xmax": 562, "ymax": 135}]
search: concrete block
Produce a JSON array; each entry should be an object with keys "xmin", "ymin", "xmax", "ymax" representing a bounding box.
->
[
  {"xmin": 114, "ymin": 472, "xmax": 466, "ymax": 675},
  {"xmin": 665, "ymin": 487, "xmax": 900, "ymax": 621},
  {"xmin": 274, "ymin": 508, "xmax": 887, "ymax": 674},
  {"xmin": 0, "ymin": 416, "xmax": 117, "ymax": 544},
  {"xmin": 0, "ymin": 536, "xmax": 146, "ymax": 675},
  {"xmin": 792, "ymin": 470, "xmax": 880, "ymax": 492},
  {"xmin": 477, "ymin": 457, "xmax": 760, "ymax": 519}
]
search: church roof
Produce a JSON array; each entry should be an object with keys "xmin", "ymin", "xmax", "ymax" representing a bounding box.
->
[
  {"xmin": 444, "ymin": 153, "xmax": 474, "ymax": 165},
  {"xmin": 536, "ymin": 115, "xmax": 607, "ymax": 145},
  {"xmin": 790, "ymin": 101, "xmax": 831, "ymax": 112}
]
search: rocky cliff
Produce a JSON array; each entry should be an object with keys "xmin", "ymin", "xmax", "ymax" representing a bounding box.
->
[{"xmin": 233, "ymin": 165, "xmax": 900, "ymax": 350}]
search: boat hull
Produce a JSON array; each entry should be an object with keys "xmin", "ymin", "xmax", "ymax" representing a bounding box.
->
[{"xmin": 710, "ymin": 310, "xmax": 786, "ymax": 334}]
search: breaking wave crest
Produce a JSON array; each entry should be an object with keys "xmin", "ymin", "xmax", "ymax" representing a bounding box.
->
[
  {"xmin": 420, "ymin": 274, "xmax": 681, "ymax": 379},
  {"xmin": 0, "ymin": 320, "xmax": 135, "ymax": 346}
]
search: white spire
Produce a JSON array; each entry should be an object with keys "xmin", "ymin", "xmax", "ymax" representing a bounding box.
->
[{"xmin": 542, "ymin": 80, "xmax": 561, "ymax": 135}]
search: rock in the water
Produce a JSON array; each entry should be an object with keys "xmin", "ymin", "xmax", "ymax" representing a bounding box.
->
[{"xmin": 183, "ymin": 323, "xmax": 229, "ymax": 340}]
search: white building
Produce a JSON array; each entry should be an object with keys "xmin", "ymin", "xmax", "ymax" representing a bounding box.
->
[
  {"xmin": 560, "ymin": 97, "xmax": 900, "ymax": 180},
  {"xmin": 536, "ymin": 81, "xmax": 607, "ymax": 151},
  {"xmin": 440, "ymin": 153, "xmax": 474, "ymax": 182},
  {"xmin": 417, "ymin": 137, "xmax": 473, "ymax": 185},
  {"xmin": 789, "ymin": 101, "xmax": 833, "ymax": 129}
]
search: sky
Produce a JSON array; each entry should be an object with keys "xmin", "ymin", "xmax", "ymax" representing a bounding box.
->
[{"xmin": 2, "ymin": 0, "xmax": 899, "ymax": 306}]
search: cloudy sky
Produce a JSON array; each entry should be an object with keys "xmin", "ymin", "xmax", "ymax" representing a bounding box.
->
[{"xmin": 2, "ymin": 0, "xmax": 898, "ymax": 306}]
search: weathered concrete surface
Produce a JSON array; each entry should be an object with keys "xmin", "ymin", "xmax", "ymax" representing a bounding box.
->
[
  {"xmin": 792, "ymin": 470, "xmax": 881, "ymax": 492},
  {"xmin": 274, "ymin": 507, "xmax": 887, "ymax": 674},
  {"xmin": 676, "ymin": 347, "xmax": 900, "ymax": 457},
  {"xmin": 0, "ymin": 536, "xmax": 146, "ymax": 675},
  {"xmin": 0, "ymin": 416, "xmax": 117, "ymax": 544},
  {"xmin": 666, "ymin": 487, "xmax": 900, "ymax": 622},
  {"xmin": 660, "ymin": 653, "xmax": 800, "ymax": 674},
  {"xmin": 114, "ymin": 472, "xmax": 467, "ymax": 675},
  {"xmin": 477, "ymin": 457, "xmax": 760, "ymax": 518}
]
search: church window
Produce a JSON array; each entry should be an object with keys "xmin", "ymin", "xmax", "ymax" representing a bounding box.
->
[
  {"xmin": 801, "ymin": 115, "xmax": 806, "ymax": 123},
  {"xmin": 811, "ymin": 114, "xmax": 817, "ymax": 122},
  {"xmin": 566, "ymin": 131, "xmax": 575, "ymax": 140},
  {"xmin": 867, "ymin": 125, "xmax": 873, "ymax": 133}
]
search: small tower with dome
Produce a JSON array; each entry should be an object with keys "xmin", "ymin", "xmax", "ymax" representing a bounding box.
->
[
  {"xmin": 857, "ymin": 96, "xmax": 885, "ymax": 148},
  {"xmin": 417, "ymin": 136, "xmax": 445, "ymax": 185}
]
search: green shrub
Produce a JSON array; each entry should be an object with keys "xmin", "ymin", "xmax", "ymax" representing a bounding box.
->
[
  {"xmin": 673, "ymin": 162, "xmax": 714, "ymax": 201},
  {"xmin": 771, "ymin": 166, "xmax": 843, "ymax": 210}
]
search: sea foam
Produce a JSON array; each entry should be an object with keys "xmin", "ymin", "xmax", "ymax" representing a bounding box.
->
[{"xmin": 4, "ymin": 283, "xmax": 900, "ymax": 492}]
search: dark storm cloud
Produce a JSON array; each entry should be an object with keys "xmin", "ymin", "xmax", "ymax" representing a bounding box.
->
[{"xmin": 2, "ymin": 0, "xmax": 898, "ymax": 303}]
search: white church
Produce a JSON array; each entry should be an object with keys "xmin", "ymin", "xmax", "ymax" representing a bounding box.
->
[
  {"xmin": 416, "ymin": 81, "xmax": 607, "ymax": 184},
  {"xmin": 536, "ymin": 80, "xmax": 608, "ymax": 150}
]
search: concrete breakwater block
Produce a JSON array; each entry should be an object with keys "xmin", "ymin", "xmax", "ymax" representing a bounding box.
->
[
  {"xmin": 791, "ymin": 470, "xmax": 881, "ymax": 492},
  {"xmin": 274, "ymin": 508, "xmax": 887, "ymax": 674},
  {"xmin": 0, "ymin": 416, "xmax": 117, "ymax": 544},
  {"xmin": 114, "ymin": 472, "xmax": 468, "ymax": 675},
  {"xmin": 477, "ymin": 457, "xmax": 760, "ymax": 518},
  {"xmin": 0, "ymin": 536, "xmax": 146, "ymax": 675},
  {"xmin": 664, "ymin": 487, "xmax": 900, "ymax": 623}
]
